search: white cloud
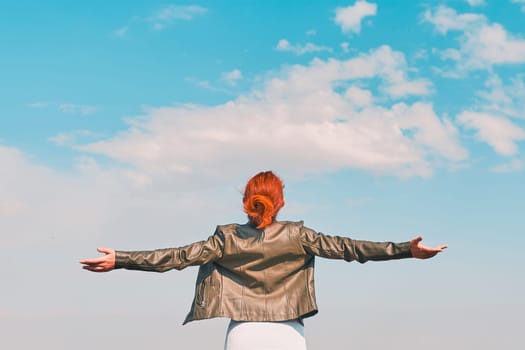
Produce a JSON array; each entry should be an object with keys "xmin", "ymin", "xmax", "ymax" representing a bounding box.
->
[
  {"xmin": 423, "ymin": 6, "xmax": 484, "ymax": 35},
  {"xmin": 150, "ymin": 5, "xmax": 207, "ymax": 30},
  {"xmin": 335, "ymin": 1, "xmax": 377, "ymax": 34},
  {"xmin": 465, "ymin": 23, "xmax": 525, "ymax": 66},
  {"xmin": 466, "ymin": 0, "xmax": 485, "ymax": 6},
  {"xmin": 424, "ymin": 6, "xmax": 525, "ymax": 70},
  {"xmin": 363, "ymin": 46, "xmax": 432, "ymax": 98},
  {"xmin": 383, "ymin": 80, "xmax": 432, "ymax": 99},
  {"xmin": 221, "ymin": 69, "xmax": 243, "ymax": 85},
  {"xmin": 457, "ymin": 111, "xmax": 525, "ymax": 155},
  {"xmin": 395, "ymin": 103, "xmax": 466, "ymax": 162},
  {"xmin": 79, "ymin": 103, "xmax": 463, "ymax": 179},
  {"xmin": 344, "ymin": 86, "xmax": 372, "ymax": 107},
  {"xmin": 275, "ymin": 39, "xmax": 333, "ymax": 55},
  {"xmin": 70, "ymin": 46, "xmax": 463, "ymax": 180}
]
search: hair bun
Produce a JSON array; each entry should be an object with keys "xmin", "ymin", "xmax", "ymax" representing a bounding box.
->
[
  {"xmin": 244, "ymin": 194, "xmax": 275, "ymax": 228},
  {"xmin": 243, "ymin": 171, "xmax": 285, "ymax": 229}
]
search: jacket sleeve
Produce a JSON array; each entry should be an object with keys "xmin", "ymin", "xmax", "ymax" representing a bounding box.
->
[
  {"xmin": 300, "ymin": 225, "xmax": 412, "ymax": 263},
  {"xmin": 114, "ymin": 227, "xmax": 224, "ymax": 272}
]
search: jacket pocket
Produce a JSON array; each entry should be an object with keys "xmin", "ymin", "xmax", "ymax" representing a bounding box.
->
[{"xmin": 195, "ymin": 280, "xmax": 206, "ymax": 308}]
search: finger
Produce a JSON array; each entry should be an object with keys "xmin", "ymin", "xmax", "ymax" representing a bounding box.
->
[
  {"xmin": 82, "ymin": 262, "xmax": 102, "ymax": 267},
  {"xmin": 425, "ymin": 245, "xmax": 447, "ymax": 253},
  {"xmin": 80, "ymin": 259, "xmax": 97, "ymax": 265},
  {"xmin": 83, "ymin": 265, "xmax": 108, "ymax": 272},
  {"xmin": 97, "ymin": 247, "xmax": 112, "ymax": 255},
  {"xmin": 426, "ymin": 246, "xmax": 446, "ymax": 253},
  {"xmin": 80, "ymin": 258, "xmax": 100, "ymax": 264},
  {"xmin": 80, "ymin": 257, "xmax": 107, "ymax": 265},
  {"xmin": 411, "ymin": 236, "xmax": 423, "ymax": 244}
]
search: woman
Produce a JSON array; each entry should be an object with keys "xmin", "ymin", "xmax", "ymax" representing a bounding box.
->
[{"xmin": 81, "ymin": 170, "xmax": 447, "ymax": 350}]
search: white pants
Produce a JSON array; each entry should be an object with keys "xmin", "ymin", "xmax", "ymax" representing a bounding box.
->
[{"xmin": 224, "ymin": 319, "xmax": 307, "ymax": 350}]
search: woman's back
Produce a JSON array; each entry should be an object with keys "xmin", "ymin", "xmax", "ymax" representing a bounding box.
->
[{"xmin": 185, "ymin": 220, "xmax": 318, "ymax": 324}]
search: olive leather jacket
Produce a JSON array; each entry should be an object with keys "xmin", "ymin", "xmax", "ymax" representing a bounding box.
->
[{"xmin": 115, "ymin": 221, "xmax": 412, "ymax": 324}]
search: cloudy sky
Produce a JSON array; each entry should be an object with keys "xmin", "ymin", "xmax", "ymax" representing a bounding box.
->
[{"xmin": 1, "ymin": 1, "xmax": 524, "ymax": 349}]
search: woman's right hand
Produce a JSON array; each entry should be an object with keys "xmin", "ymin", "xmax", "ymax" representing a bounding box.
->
[{"xmin": 80, "ymin": 247, "xmax": 116, "ymax": 272}]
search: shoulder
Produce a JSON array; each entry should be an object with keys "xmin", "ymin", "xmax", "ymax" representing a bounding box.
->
[
  {"xmin": 214, "ymin": 223, "xmax": 238, "ymax": 238},
  {"xmin": 272, "ymin": 220, "xmax": 309, "ymax": 238},
  {"xmin": 215, "ymin": 222, "xmax": 258, "ymax": 236},
  {"xmin": 273, "ymin": 220, "xmax": 308, "ymax": 231},
  {"xmin": 274, "ymin": 220, "xmax": 304, "ymax": 227}
]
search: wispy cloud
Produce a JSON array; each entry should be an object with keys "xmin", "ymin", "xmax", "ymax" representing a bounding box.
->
[
  {"xmin": 113, "ymin": 26, "xmax": 129, "ymax": 38},
  {"xmin": 58, "ymin": 104, "xmax": 97, "ymax": 115},
  {"xmin": 476, "ymin": 74, "xmax": 525, "ymax": 119},
  {"xmin": 48, "ymin": 130, "xmax": 101, "ymax": 147},
  {"xmin": 466, "ymin": 0, "xmax": 485, "ymax": 7},
  {"xmin": 413, "ymin": 49, "xmax": 429, "ymax": 61},
  {"xmin": 275, "ymin": 39, "xmax": 333, "ymax": 55},
  {"xmin": 113, "ymin": 4, "xmax": 208, "ymax": 36},
  {"xmin": 334, "ymin": 1, "xmax": 377, "ymax": 34},
  {"xmin": 490, "ymin": 158, "xmax": 524, "ymax": 173},
  {"xmin": 306, "ymin": 29, "xmax": 317, "ymax": 36},
  {"xmin": 221, "ymin": 69, "xmax": 243, "ymax": 86},
  {"xmin": 150, "ymin": 5, "xmax": 208, "ymax": 30},
  {"xmin": 29, "ymin": 102, "xmax": 98, "ymax": 115},
  {"xmin": 185, "ymin": 77, "xmax": 234, "ymax": 94},
  {"xmin": 28, "ymin": 101, "xmax": 52, "ymax": 108}
]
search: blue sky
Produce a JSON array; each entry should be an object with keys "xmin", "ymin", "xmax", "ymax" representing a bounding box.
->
[{"xmin": 1, "ymin": 1, "xmax": 524, "ymax": 349}]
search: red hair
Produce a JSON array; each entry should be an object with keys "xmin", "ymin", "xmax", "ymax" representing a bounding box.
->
[{"xmin": 243, "ymin": 171, "xmax": 285, "ymax": 229}]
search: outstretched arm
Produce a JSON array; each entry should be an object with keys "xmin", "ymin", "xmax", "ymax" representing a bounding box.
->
[
  {"xmin": 80, "ymin": 247, "xmax": 115, "ymax": 272},
  {"xmin": 300, "ymin": 227, "xmax": 412, "ymax": 262},
  {"xmin": 300, "ymin": 226, "xmax": 447, "ymax": 263},
  {"xmin": 80, "ymin": 228, "xmax": 225, "ymax": 273}
]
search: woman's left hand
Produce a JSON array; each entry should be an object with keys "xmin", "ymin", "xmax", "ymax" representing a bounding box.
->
[
  {"xmin": 410, "ymin": 236, "xmax": 447, "ymax": 259},
  {"xmin": 80, "ymin": 247, "xmax": 116, "ymax": 272}
]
